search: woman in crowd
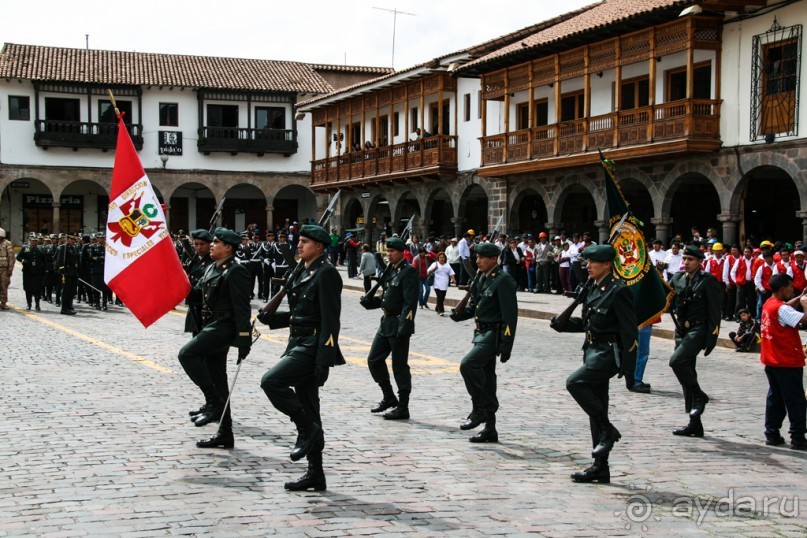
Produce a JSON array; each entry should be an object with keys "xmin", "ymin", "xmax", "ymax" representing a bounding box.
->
[
  {"xmin": 359, "ymin": 243, "xmax": 377, "ymax": 292},
  {"xmin": 427, "ymin": 251, "xmax": 456, "ymax": 316},
  {"xmin": 558, "ymin": 241, "xmax": 573, "ymax": 293},
  {"xmin": 412, "ymin": 248, "xmax": 432, "ymax": 309}
]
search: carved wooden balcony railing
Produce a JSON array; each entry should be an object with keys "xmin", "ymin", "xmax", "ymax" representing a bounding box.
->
[
  {"xmin": 480, "ymin": 99, "xmax": 721, "ymax": 169},
  {"xmin": 197, "ymin": 127, "xmax": 297, "ymax": 155},
  {"xmin": 34, "ymin": 120, "xmax": 144, "ymax": 150},
  {"xmin": 312, "ymin": 134, "xmax": 458, "ymax": 188}
]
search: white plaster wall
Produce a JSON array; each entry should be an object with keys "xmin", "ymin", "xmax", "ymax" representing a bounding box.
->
[
  {"xmin": 457, "ymin": 77, "xmax": 483, "ymax": 172},
  {"xmin": 721, "ymin": 2, "xmax": 807, "ymax": 147}
]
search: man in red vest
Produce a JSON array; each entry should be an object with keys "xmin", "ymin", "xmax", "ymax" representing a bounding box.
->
[
  {"xmin": 790, "ymin": 250, "xmax": 806, "ymax": 294},
  {"xmin": 760, "ymin": 273, "xmax": 807, "ymax": 450},
  {"xmin": 754, "ymin": 249, "xmax": 777, "ymax": 320},
  {"xmin": 731, "ymin": 246, "xmax": 757, "ymax": 319}
]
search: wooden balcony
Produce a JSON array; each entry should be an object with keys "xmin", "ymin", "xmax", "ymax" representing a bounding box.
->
[
  {"xmin": 197, "ymin": 127, "xmax": 297, "ymax": 156},
  {"xmin": 34, "ymin": 120, "xmax": 144, "ymax": 150},
  {"xmin": 479, "ymin": 99, "xmax": 721, "ymax": 176},
  {"xmin": 311, "ymin": 134, "xmax": 458, "ymax": 190}
]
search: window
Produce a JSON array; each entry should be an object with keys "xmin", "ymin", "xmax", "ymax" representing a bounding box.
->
[
  {"xmin": 99, "ymin": 100, "xmax": 132, "ymax": 124},
  {"xmin": 560, "ymin": 91, "xmax": 584, "ymax": 122},
  {"xmin": 9, "ymin": 96, "xmax": 30, "ymax": 121},
  {"xmin": 410, "ymin": 107, "xmax": 419, "ymax": 130},
  {"xmin": 429, "ymin": 100, "xmax": 450, "ymax": 134},
  {"xmin": 621, "ymin": 76, "xmax": 650, "ymax": 110},
  {"xmin": 350, "ymin": 122, "xmax": 361, "ymax": 149},
  {"xmin": 516, "ymin": 103, "xmax": 530, "ymax": 130},
  {"xmin": 378, "ymin": 115, "xmax": 389, "ymax": 145},
  {"xmin": 159, "ymin": 103, "xmax": 178, "ymax": 126},
  {"xmin": 535, "ymin": 99, "xmax": 549, "ymax": 126},
  {"xmin": 516, "ymin": 100, "xmax": 548, "ymax": 130},
  {"xmin": 45, "ymin": 97, "xmax": 80, "ymax": 121},
  {"xmin": 759, "ymin": 35, "xmax": 800, "ymax": 137},
  {"xmin": 256, "ymin": 106, "xmax": 285, "ymax": 129},
  {"xmin": 666, "ymin": 62, "xmax": 712, "ymax": 102},
  {"xmin": 393, "ymin": 111, "xmax": 400, "ymax": 136},
  {"xmin": 207, "ymin": 104, "xmax": 239, "ymax": 127},
  {"xmin": 463, "ymin": 93, "xmax": 471, "ymax": 122}
]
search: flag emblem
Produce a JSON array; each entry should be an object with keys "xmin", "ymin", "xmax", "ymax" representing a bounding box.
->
[
  {"xmin": 108, "ymin": 193, "xmax": 164, "ymax": 246},
  {"xmin": 613, "ymin": 221, "xmax": 647, "ymax": 282}
]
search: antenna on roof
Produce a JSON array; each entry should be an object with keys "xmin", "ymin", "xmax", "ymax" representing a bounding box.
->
[
  {"xmin": 373, "ymin": 6, "xmax": 416, "ymax": 70},
  {"xmin": 85, "ymin": 34, "xmax": 89, "ymax": 50}
]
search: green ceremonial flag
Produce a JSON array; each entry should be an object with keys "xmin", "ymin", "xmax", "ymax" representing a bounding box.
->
[{"xmin": 601, "ymin": 150, "xmax": 673, "ymax": 328}]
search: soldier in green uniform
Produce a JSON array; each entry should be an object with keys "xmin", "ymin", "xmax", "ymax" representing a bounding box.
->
[
  {"xmin": 87, "ymin": 233, "xmax": 108, "ymax": 310},
  {"xmin": 55, "ymin": 234, "xmax": 80, "ymax": 315},
  {"xmin": 551, "ymin": 244, "xmax": 637, "ymax": 484},
  {"xmin": 258, "ymin": 225, "xmax": 345, "ymax": 492},
  {"xmin": 17, "ymin": 233, "xmax": 46, "ymax": 311},
  {"xmin": 42, "ymin": 235, "xmax": 56, "ymax": 303},
  {"xmin": 177, "ymin": 227, "xmax": 252, "ymax": 449},
  {"xmin": 450, "ymin": 242, "xmax": 518, "ymax": 443},
  {"xmin": 360, "ymin": 236, "xmax": 419, "ymax": 420},
  {"xmin": 668, "ymin": 245, "xmax": 723, "ymax": 437},
  {"xmin": 183, "ymin": 229, "xmax": 214, "ymax": 336}
]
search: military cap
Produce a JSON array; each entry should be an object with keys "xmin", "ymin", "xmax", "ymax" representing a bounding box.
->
[
  {"xmin": 82, "ymin": 234, "xmax": 91, "ymax": 242},
  {"xmin": 95, "ymin": 232, "xmax": 105, "ymax": 239},
  {"xmin": 386, "ymin": 237, "xmax": 406, "ymax": 251},
  {"xmin": 476, "ymin": 242, "xmax": 501, "ymax": 258},
  {"xmin": 213, "ymin": 227, "xmax": 242, "ymax": 247},
  {"xmin": 299, "ymin": 224, "xmax": 329, "ymax": 246},
  {"xmin": 190, "ymin": 229, "xmax": 214, "ymax": 242},
  {"xmin": 49, "ymin": 234, "xmax": 57, "ymax": 239},
  {"xmin": 581, "ymin": 244, "xmax": 616, "ymax": 262},
  {"xmin": 58, "ymin": 233, "xmax": 67, "ymax": 239},
  {"xmin": 682, "ymin": 245, "xmax": 705, "ymax": 260},
  {"xmin": 266, "ymin": 230, "xmax": 275, "ymax": 236},
  {"xmin": 278, "ymin": 231, "xmax": 287, "ymax": 238}
]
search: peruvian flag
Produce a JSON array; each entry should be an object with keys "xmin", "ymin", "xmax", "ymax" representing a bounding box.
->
[{"xmin": 105, "ymin": 117, "xmax": 190, "ymax": 327}]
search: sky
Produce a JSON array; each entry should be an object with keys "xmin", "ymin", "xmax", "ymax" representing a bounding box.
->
[{"xmin": 0, "ymin": 0, "xmax": 594, "ymax": 70}]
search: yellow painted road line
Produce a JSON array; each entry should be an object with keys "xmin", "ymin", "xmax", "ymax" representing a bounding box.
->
[{"xmin": 11, "ymin": 303, "xmax": 174, "ymax": 374}]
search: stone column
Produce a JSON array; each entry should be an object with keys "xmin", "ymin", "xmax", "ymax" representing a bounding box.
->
[
  {"xmin": 52, "ymin": 202, "xmax": 61, "ymax": 234},
  {"xmin": 545, "ymin": 222, "xmax": 560, "ymax": 237},
  {"xmin": 798, "ymin": 211, "xmax": 807, "ymax": 246},
  {"xmin": 594, "ymin": 220, "xmax": 609, "ymax": 244},
  {"xmin": 452, "ymin": 217, "xmax": 465, "ymax": 240},
  {"xmin": 265, "ymin": 205, "xmax": 274, "ymax": 232},
  {"xmin": 162, "ymin": 203, "xmax": 171, "ymax": 231},
  {"xmin": 651, "ymin": 217, "xmax": 673, "ymax": 245},
  {"xmin": 717, "ymin": 212, "xmax": 741, "ymax": 247}
]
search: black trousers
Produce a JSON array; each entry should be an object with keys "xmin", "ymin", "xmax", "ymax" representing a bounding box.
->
[
  {"xmin": 434, "ymin": 288, "xmax": 447, "ymax": 313},
  {"xmin": 764, "ymin": 366, "xmax": 806, "ymax": 441},
  {"xmin": 567, "ymin": 361, "xmax": 618, "ymax": 447},
  {"xmin": 669, "ymin": 328, "xmax": 707, "ymax": 413},
  {"xmin": 536, "ymin": 262, "xmax": 550, "ymax": 292},
  {"xmin": 60, "ymin": 275, "xmax": 77, "ymax": 311},
  {"xmin": 736, "ymin": 282, "xmax": 755, "ymax": 315},
  {"xmin": 728, "ymin": 331, "xmax": 756, "ymax": 350},
  {"xmin": 460, "ymin": 338, "xmax": 498, "ymax": 416},
  {"xmin": 91, "ymin": 272, "xmax": 108, "ymax": 307},
  {"xmin": 177, "ymin": 327, "xmax": 233, "ymax": 432},
  {"xmin": 367, "ymin": 333, "xmax": 411, "ymax": 400}
]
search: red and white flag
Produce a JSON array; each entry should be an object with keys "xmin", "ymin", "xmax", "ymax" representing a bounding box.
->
[{"xmin": 105, "ymin": 117, "xmax": 190, "ymax": 327}]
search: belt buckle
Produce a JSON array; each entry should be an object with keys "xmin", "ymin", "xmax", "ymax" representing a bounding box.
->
[
  {"xmin": 587, "ymin": 331, "xmax": 593, "ymax": 344},
  {"xmin": 684, "ymin": 320, "xmax": 691, "ymax": 329}
]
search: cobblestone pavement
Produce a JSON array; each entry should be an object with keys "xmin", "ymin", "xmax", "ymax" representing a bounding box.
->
[{"xmin": 2, "ymin": 267, "xmax": 806, "ymax": 537}]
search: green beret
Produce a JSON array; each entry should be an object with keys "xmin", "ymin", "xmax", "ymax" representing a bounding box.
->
[
  {"xmin": 213, "ymin": 227, "xmax": 241, "ymax": 247},
  {"xmin": 683, "ymin": 245, "xmax": 705, "ymax": 260},
  {"xmin": 386, "ymin": 237, "xmax": 406, "ymax": 251},
  {"xmin": 299, "ymin": 224, "xmax": 329, "ymax": 245},
  {"xmin": 581, "ymin": 244, "xmax": 616, "ymax": 262},
  {"xmin": 190, "ymin": 229, "xmax": 213, "ymax": 242},
  {"xmin": 476, "ymin": 242, "xmax": 501, "ymax": 257}
]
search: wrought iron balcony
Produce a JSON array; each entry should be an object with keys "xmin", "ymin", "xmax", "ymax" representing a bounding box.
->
[
  {"xmin": 197, "ymin": 126, "xmax": 297, "ymax": 156},
  {"xmin": 480, "ymin": 99, "xmax": 721, "ymax": 174},
  {"xmin": 34, "ymin": 120, "xmax": 143, "ymax": 150},
  {"xmin": 311, "ymin": 134, "xmax": 458, "ymax": 189}
]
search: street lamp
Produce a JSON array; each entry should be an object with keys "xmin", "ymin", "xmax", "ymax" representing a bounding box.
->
[{"xmin": 159, "ymin": 154, "xmax": 169, "ymax": 169}]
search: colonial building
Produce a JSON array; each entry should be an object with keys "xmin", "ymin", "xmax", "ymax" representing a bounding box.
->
[
  {"xmin": 300, "ymin": 0, "xmax": 807, "ymax": 246},
  {"xmin": 0, "ymin": 43, "xmax": 390, "ymax": 240}
]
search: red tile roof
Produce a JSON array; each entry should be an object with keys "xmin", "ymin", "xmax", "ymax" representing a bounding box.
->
[{"xmin": 0, "ymin": 43, "xmax": 391, "ymax": 93}]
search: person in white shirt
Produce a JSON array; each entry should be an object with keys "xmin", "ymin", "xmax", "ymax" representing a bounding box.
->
[
  {"xmin": 445, "ymin": 238, "xmax": 461, "ymax": 286},
  {"xmin": 458, "ymin": 231, "xmax": 474, "ymax": 285},
  {"xmin": 648, "ymin": 239, "xmax": 667, "ymax": 276},
  {"xmin": 427, "ymin": 252, "xmax": 456, "ymax": 316},
  {"xmin": 663, "ymin": 242, "xmax": 684, "ymax": 282}
]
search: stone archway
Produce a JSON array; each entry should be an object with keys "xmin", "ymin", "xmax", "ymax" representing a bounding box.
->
[
  {"xmin": 273, "ymin": 184, "xmax": 318, "ymax": 232},
  {"xmin": 392, "ymin": 191, "xmax": 421, "ymax": 236},
  {"xmin": 61, "ymin": 179, "xmax": 110, "ymax": 234},
  {"xmin": 458, "ymin": 184, "xmax": 488, "ymax": 236},
  {"xmin": 0, "ymin": 178, "xmax": 54, "ymax": 241},
  {"xmin": 168, "ymin": 182, "xmax": 216, "ymax": 233},
  {"xmin": 662, "ymin": 172, "xmax": 721, "ymax": 242},
  {"xmin": 424, "ymin": 187, "xmax": 454, "ymax": 238},
  {"xmin": 511, "ymin": 187, "xmax": 548, "ymax": 235},
  {"xmin": 367, "ymin": 194, "xmax": 392, "ymax": 241},
  {"xmin": 618, "ymin": 177, "xmax": 655, "ymax": 239},
  {"xmin": 222, "ymin": 183, "xmax": 266, "ymax": 233},
  {"xmin": 734, "ymin": 166, "xmax": 801, "ymax": 245},
  {"xmin": 343, "ymin": 197, "xmax": 365, "ymax": 234},
  {"xmin": 556, "ymin": 184, "xmax": 598, "ymax": 236}
]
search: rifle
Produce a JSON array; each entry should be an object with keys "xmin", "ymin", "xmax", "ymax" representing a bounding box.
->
[
  {"xmin": 452, "ymin": 268, "xmax": 483, "ymax": 317},
  {"xmin": 258, "ymin": 190, "xmax": 341, "ymax": 319},
  {"xmin": 489, "ymin": 213, "xmax": 505, "ymax": 243},
  {"xmin": 550, "ymin": 210, "xmax": 630, "ymax": 331},
  {"xmin": 208, "ymin": 197, "xmax": 226, "ymax": 233},
  {"xmin": 361, "ymin": 262, "xmax": 393, "ymax": 303},
  {"xmin": 400, "ymin": 213, "xmax": 416, "ymax": 242}
]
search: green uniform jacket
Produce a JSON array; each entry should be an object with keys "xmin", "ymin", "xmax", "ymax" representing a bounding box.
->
[
  {"xmin": 363, "ymin": 259, "xmax": 419, "ymax": 337},
  {"xmin": 454, "ymin": 267, "xmax": 518, "ymax": 357},
  {"xmin": 54, "ymin": 244, "xmax": 79, "ymax": 277},
  {"xmin": 555, "ymin": 273, "xmax": 638, "ymax": 378},
  {"xmin": 197, "ymin": 255, "xmax": 253, "ymax": 349},
  {"xmin": 87, "ymin": 243, "xmax": 106, "ymax": 275},
  {"xmin": 184, "ymin": 253, "xmax": 213, "ymax": 334},
  {"xmin": 17, "ymin": 244, "xmax": 46, "ymax": 276},
  {"xmin": 268, "ymin": 253, "xmax": 346, "ymax": 367},
  {"xmin": 670, "ymin": 270, "xmax": 723, "ymax": 355}
]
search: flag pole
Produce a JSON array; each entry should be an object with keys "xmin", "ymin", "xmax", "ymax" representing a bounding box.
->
[{"xmin": 107, "ymin": 89, "xmax": 121, "ymax": 119}]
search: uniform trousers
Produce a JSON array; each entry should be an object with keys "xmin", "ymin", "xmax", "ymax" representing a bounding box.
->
[
  {"xmin": 669, "ymin": 328, "xmax": 706, "ymax": 413},
  {"xmin": 736, "ymin": 282, "xmax": 755, "ymax": 317},
  {"xmin": 0, "ymin": 270, "xmax": 10, "ymax": 304},
  {"xmin": 764, "ymin": 366, "xmax": 806, "ymax": 441},
  {"xmin": 260, "ymin": 339, "xmax": 322, "ymax": 458},
  {"xmin": 178, "ymin": 324, "xmax": 233, "ymax": 430},
  {"xmin": 460, "ymin": 337, "xmax": 499, "ymax": 416},
  {"xmin": 367, "ymin": 332, "xmax": 412, "ymax": 398},
  {"xmin": 566, "ymin": 355, "xmax": 618, "ymax": 447},
  {"xmin": 60, "ymin": 275, "xmax": 77, "ymax": 311}
]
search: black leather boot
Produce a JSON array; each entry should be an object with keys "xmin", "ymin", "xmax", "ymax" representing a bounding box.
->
[
  {"xmin": 290, "ymin": 414, "xmax": 324, "ymax": 462},
  {"xmin": 470, "ymin": 414, "xmax": 498, "ymax": 443},
  {"xmin": 371, "ymin": 384, "xmax": 398, "ymax": 413},
  {"xmin": 193, "ymin": 386, "xmax": 224, "ymax": 427},
  {"xmin": 285, "ymin": 453, "xmax": 326, "ymax": 491},
  {"xmin": 460, "ymin": 409, "xmax": 487, "ymax": 430},
  {"xmin": 571, "ymin": 457, "xmax": 610, "ymax": 483},
  {"xmin": 196, "ymin": 430, "xmax": 234, "ymax": 449},
  {"xmin": 592, "ymin": 423, "xmax": 621, "ymax": 458},
  {"xmin": 689, "ymin": 388, "xmax": 710, "ymax": 417},
  {"xmin": 673, "ymin": 416, "xmax": 704, "ymax": 437},
  {"xmin": 383, "ymin": 393, "xmax": 410, "ymax": 420}
]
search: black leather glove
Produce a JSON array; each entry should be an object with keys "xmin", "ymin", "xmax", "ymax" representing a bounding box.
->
[
  {"xmin": 704, "ymin": 344, "xmax": 715, "ymax": 357},
  {"xmin": 256, "ymin": 310, "xmax": 271, "ymax": 326},
  {"xmin": 549, "ymin": 316, "xmax": 562, "ymax": 333},
  {"xmin": 314, "ymin": 365, "xmax": 329, "ymax": 387},
  {"xmin": 499, "ymin": 352, "xmax": 511, "ymax": 363},
  {"xmin": 237, "ymin": 346, "xmax": 250, "ymax": 365}
]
